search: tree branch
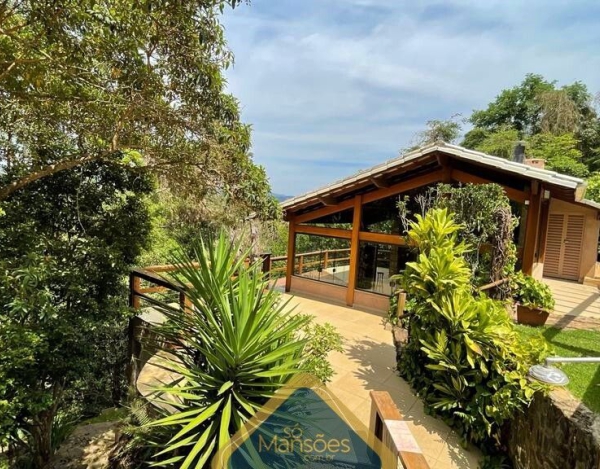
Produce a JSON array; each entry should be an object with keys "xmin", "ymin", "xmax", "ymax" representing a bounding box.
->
[{"xmin": 0, "ymin": 153, "xmax": 106, "ymax": 201}]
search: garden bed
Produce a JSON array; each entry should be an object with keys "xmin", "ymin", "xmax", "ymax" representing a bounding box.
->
[{"xmin": 515, "ymin": 325, "xmax": 600, "ymax": 413}]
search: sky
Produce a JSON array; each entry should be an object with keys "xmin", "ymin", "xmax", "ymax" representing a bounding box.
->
[{"xmin": 221, "ymin": 1, "xmax": 600, "ymax": 197}]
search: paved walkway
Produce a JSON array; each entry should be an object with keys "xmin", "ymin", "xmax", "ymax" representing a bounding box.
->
[
  {"xmin": 136, "ymin": 291, "xmax": 482, "ymax": 468},
  {"xmin": 543, "ymin": 277, "xmax": 600, "ymax": 330},
  {"xmin": 285, "ymin": 292, "xmax": 482, "ymax": 469}
]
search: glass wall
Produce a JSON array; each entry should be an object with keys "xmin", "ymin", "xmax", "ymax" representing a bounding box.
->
[
  {"xmin": 361, "ymin": 195, "xmax": 402, "ymax": 234},
  {"xmin": 356, "ymin": 242, "xmax": 414, "ymax": 296},
  {"xmin": 294, "ymin": 234, "xmax": 351, "ymax": 286},
  {"xmin": 300, "ymin": 207, "xmax": 353, "ymax": 230}
]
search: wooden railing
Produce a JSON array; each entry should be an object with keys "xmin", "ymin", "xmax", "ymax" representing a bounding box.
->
[
  {"xmin": 129, "ymin": 254, "xmax": 274, "ymax": 311},
  {"xmin": 370, "ymin": 391, "xmax": 430, "ymax": 469},
  {"xmin": 267, "ymin": 248, "xmax": 352, "ymax": 277}
]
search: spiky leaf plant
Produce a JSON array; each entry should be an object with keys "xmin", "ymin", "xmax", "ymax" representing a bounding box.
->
[{"xmin": 142, "ymin": 232, "xmax": 313, "ymax": 468}]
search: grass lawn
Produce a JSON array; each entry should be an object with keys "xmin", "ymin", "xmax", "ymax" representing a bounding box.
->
[{"xmin": 515, "ymin": 325, "xmax": 600, "ymax": 413}]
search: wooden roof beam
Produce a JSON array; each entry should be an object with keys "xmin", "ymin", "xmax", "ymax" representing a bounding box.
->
[
  {"xmin": 318, "ymin": 194, "xmax": 337, "ymax": 206},
  {"xmin": 370, "ymin": 176, "xmax": 390, "ymax": 188}
]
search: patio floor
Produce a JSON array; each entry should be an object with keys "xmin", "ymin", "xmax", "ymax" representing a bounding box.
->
[
  {"xmin": 136, "ymin": 292, "xmax": 482, "ymax": 468},
  {"xmin": 284, "ymin": 292, "xmax": 482, "ymax": 469},
  {"xmin": 543, "ymin": 277, "xmax": 600, "ymax": 330}
]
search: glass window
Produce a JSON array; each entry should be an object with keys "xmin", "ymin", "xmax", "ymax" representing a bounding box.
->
[
  {"xmin": 356, "ymin": 242, "xmax": 415, "ymax": 296},
  {"xmin": 294, "ymin": 234, "xmax": 351, "ymax": 286},
  {"xmin": 300, "ymin": 207, "xmax": 353, "ymax": 230},
  {"xmin": 361, "ymin": 195, "xmax": 402, "ymax": 234}
]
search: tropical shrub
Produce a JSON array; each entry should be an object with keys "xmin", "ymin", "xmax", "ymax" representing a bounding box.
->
[
  {"xmin": 397, "ymin": 183, "xmax": 518, "ymax": 290},
  {"xmin": 511, "ymin": 272, "xmax": 555, "ymax": 311},
  {"xmin": 122, "ymin": 232, "xmax": 341, "ymax": 468},
  {"xmin": 396, "ymin": 209, "xmax": 549, "ymax": 450}
]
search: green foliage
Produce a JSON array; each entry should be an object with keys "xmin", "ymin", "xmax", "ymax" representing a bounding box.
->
[
  {"xmin": 0, "ymin": 0, "xmax": 277, "ymax": 220},
  {"xmin": 397, "ymin": 183, "xmax": 518, "ymax": 289},
  {"xmin": 528, "ymin": 133, "xmax": 589, "ymax": 177},
  {"xmin": 301, "ymin": 321, "xmax": 344, "ymax": 383},
  {"xmin": 418, "ymin": 118, "xmax": 462, "ymax": 144},
  {"xmin": 130, "ymin": 232, "xmax": 339, "ymax": 468},
  {"xmin": 406, "ymin": 117, "xmax": 462, "ymax": 151},
  {"xmin": 585, "ymin": 172, "xmax": 600, "ymax": 202},
  {"xmin": 396, "ymin": 209, "xmax": 548, "ymax": 450},
  {"xmin": 470, "ymin": 74, "xmax": 555, "ymax": 134},
  {"xmin": 464, "ymin": 73, "xmax": 600, "ymax": 179},
  {"xmin": 0, "ymin": 157, "xmax": 153, "ymax": 467},
  {"xmin": 474, "ymin": 126, "xmax": 520, "ymax": 159},
  {"xmin": 515, "ymin": 325, "xmax": 600, "ymax": 413},
  {"xmin": 511, "ymin": 272, "xmax": 555, "ymax": 311}
]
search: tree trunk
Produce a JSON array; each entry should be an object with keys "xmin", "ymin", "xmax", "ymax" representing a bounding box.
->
[{"xmin": 30, "ymin": 411, "xmax": 54, "ymax": 468}]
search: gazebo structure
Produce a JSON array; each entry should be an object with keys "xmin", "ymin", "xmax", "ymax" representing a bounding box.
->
[{"xmin": 281, "ymin": 142, "xmax": 600, "ymax": 312}]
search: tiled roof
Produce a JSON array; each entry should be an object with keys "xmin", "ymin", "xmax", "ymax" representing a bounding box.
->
[{"xmin": 281, "ymin": 142, "xmax": 591, "ymax": 209}]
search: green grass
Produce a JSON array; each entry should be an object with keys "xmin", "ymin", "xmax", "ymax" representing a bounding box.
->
[{"xmin": 515, "ymin": 325, "xmax": 600, "ymax": 413}]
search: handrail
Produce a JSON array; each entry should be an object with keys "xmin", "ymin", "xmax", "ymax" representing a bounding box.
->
[{"xmin": 370, "ymin": 391, "xmax": 430, "ymax": 469}]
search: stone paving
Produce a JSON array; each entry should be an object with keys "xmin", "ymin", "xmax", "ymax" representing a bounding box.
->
[{"xmin": 285, "ymin": 292, "xmax": 482, "ymax": 469}]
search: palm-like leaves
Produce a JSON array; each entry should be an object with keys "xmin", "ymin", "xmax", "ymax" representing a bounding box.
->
[{"xmin": 143, "ymin": 232, "xmax": 311, "ymax": 468}]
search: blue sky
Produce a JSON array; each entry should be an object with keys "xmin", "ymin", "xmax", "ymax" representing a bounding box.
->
[{"xmin": 221, "ymin": 1, "xmax": 600, "ymax": 197}]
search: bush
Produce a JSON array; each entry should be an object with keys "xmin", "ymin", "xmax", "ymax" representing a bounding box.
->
[
  {"xmin": 397, "ymin": 183, "xmax": 518, "ymax": 289},
  {"xmin": 397, "ymin": 209, "xmax": 549, "ymax": 450},
  {"xmin": 511, "ymin": 272, "xmax": 555, "ymax": 311},
  {"xmin": 121, "ymin": 232, "xmax": 341, "ymax": 468}
]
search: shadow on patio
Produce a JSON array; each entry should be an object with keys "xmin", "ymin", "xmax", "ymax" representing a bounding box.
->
[{"xmin": 285, "ymin": 292, "xmax": 482, "ymax": 469}]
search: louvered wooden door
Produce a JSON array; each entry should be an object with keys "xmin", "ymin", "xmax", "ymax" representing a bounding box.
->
[{"xmin": 543, "ymin": 213, "xmax": 584, "ymax": 280}]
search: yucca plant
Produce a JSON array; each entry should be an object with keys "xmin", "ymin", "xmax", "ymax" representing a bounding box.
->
[{"xmin": 140, "ymin": 232, "xmax": 314, "ymax": 468}]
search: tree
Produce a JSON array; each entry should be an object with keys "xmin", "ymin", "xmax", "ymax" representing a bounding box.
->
[
  {"xmin": 407, "ymin": 117, "xmax": 462, "ymax": 151},
  {"xmin": 469, "ymin": 74, "xmax": 554, "ymax": 135},
  {"xmin": 0, "ymin": 155, "xmax": 154, "ymax": 467},
  {"xmin": 528, "ymin": 133, "xmax": 589, "ymax": 178},
  {"xmin": 473, "ymin": 126, "xmax": 520, "ymax": 159},
  {"xmin": 0, "ymin": 0, "xmax": 277, "ymax": 219}
]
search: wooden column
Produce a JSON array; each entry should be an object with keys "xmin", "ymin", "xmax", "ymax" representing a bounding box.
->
[
  {"xmin": 346, "ymin": 195, "xmax": 363, "ymax": 306},
  {"xmin": 129, "ymin": 273, "xmax": 141, "ymax": 309},
  {"xmin": 535, "ymin": 200, "xmax": 550, "ymax": 272},
  {"xmin": 522, "ymin": 183, "xmax": 543, "ymax": 275},
  {"xmin": 285, "ymin": 216, "xmax": 296, "ymax": 292}
]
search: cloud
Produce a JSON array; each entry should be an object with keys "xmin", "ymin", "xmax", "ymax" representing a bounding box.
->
[{"xmin": 222, "ymin": 1, "xmax": 600, "ymax": 196}]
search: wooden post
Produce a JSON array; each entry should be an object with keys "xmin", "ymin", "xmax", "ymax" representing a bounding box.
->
[
  {"xmin": 129, "ymin": 273, "xmax": 141, "ymax": 310},
  {"xmin": 298, "ymin": 254, "xmax": 304, "ymax": 276},
  {"xmin": 522, "ymin": 183, "xmax": 543, "ymax": 275},
  {"xmin": 260, "ymin": 253, "xmax": 272, "ymax": 276},
  {"xmin": 323, "ymin": 250, "xmax": 329, "ymax": 269},
  {"xmin": 179, "ymin": 291, "xmax": 192, "ymax": 314},
  {"xmin": 346, "ymin": 195, "xmax": 363, "ymax": 306},
  {"xmin": 396, "ymin": 290, "xmax": 406, "ymax": 319},
  {"xmin": 285, "ymin": 217, "xmax": 296, "ymax": 292},
  {"xmin": 537, "ymin": 200, "xmax": 550, "ymax": 268}
]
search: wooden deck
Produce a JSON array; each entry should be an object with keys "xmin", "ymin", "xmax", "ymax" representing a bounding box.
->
[{"xmin": 543, "ymin": 277, "xmax": 600, "ymax": 330}]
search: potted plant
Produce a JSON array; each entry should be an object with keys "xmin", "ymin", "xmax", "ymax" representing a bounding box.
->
[{"xmin": 511, "ymin": 272, "xmax": 555, "ymax": 326}]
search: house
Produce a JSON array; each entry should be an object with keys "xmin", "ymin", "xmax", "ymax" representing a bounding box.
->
[{"xmin": 280, "ymin": 142, "xmax": 600, "ymax": 312}]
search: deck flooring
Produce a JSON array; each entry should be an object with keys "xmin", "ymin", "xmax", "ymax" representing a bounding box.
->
[{"xmin": 543, "ymin": 277, "xmax": 600, "ymax": 330}]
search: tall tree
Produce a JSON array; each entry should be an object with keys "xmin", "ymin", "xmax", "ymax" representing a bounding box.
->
[
  {"xmin": 0, "ymin": 0, "xmax": 277, "ymax": 218},
  {"xmin": 469, "ymin": 73, "xmax": 554, "ymax": 135},
  {"xmin": 463, "ymin": 74, "xmax": 600, "ymax": 179},
  {"xmin": 0, "ymin": 155, "xmax": 154, "ymax": 467}
]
